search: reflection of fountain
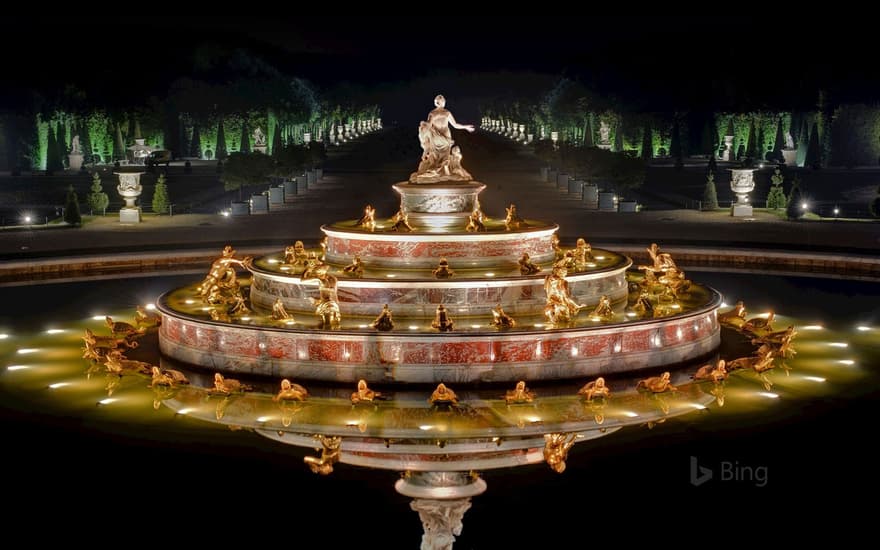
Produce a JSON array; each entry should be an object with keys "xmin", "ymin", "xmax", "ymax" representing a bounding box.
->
[
  {"xmin": 115, "ymin": 172, "xmax": 143, "ymax": 223},
  {"xmin": 730, "ymin": 168, "xmax": 756, "ymax": 217}
]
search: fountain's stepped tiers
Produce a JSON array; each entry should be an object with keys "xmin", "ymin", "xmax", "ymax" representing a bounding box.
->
[
  {"xmin": 322, "ymin": 223, "xmax": 558, "ymax": 269},
  {"xmin": 249, "ymin": 252, "xmax": 630, "ymax": 318},
  {"xmin": 157, "ymin": 287, "xmax": 721, "ymax": 384}
]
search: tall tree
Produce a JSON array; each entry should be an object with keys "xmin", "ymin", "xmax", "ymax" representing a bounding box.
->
[
  {"xmin": 745, "ymin": 119, "xmax": 757, "ymax": 162},
  {"xmin": 702, "ymin": 171, "xmax": 718, "ymax": 210},
  {"xmin": 45, "ymin": 124, "xmax": 58, "ymax": 174},
  {"xmin": 134, "ymin": 118, "xmax": 143, "ymax": 140},
  {"xmin": 583, "ymin": 114, "xmax": 594, "ymax": 148},
  {"xmin": 190, "ymin": 124, "xmax": 202, "ymax": 158},
  {"xmin": 240, "ymin": 121, "xmax": 251, "ymax": 154},
  {"xmin": 755, "ymin": 124, "xmax": 765, "ymax": 161},
  {"xmin": 151, "ymin": 173, "xmax": 170, "ymax": 214},
  {"xmin": 113, "ymin": 123, "xmax": 126, "ymax": 162},
  {"xmin": 613, "ymin": 121, "xmax": 624, "ymax": 153},
  {"xmin": 772, "ymin": 117, "xmax": 785, "ymax": 162},
  {"xmin": 640, "ymin": 124, "xmax": 652, "ymax": 161},
  {"xmin": 216, "ymin": 118, "xmax": 228, "ymax": 160},
  {"xmin": 805, "ymin": 122, "xmax": 822, "ymax": 169},
  {"xmin": 272, "ymin": 124, "xmax": 283, "ymax": 157},
  {"xmin": 63, "ymin": 185, "xmax": 81, "ymax": 225},
  {"xmin": 786, "ymin": 176, "xmax": 804, "ymax": 219},
  {"xmin": 56, "ymin": 119, "xmax": 68, "ymax": 167},
  {"xmin": 670, "ymin": 120, "xmax": 683, "ymax": 170}
]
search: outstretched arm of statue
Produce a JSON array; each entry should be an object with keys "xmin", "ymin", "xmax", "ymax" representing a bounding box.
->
[{"xmin": 447, "ymin": 113, "xmax": 475, "ymax": 133}]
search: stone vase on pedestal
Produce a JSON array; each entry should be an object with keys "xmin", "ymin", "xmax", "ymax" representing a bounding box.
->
[
  {"xmin": 729, "ymin": 168, "xmax": 755, "ymax": 217},
  {"xmin": 781, "ymin": 148, "xmax": 797, "ymax": 166},
  {"xmin": 115, "ymin": 172, "xmax": 144, "ymax": 223}
]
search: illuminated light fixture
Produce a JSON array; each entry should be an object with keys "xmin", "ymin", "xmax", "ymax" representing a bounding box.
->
[
  {"xmin": 828, "ymin": 342, "xmax": 848, "ymax": 348},
  {"xmin": 386, "ymin": 274, "xmax": 396, "ymax": 278},
  {"xmin": 856, "ymin": 326, "xmax": 872, "ymax": 332},
  {"xmin": 177, "ymin": 408, "xmax": 193, "ymax": 415},
  {"xmin": 804, "ymin": 376, "xmax": 826, "ymax": 383},
  {"xmin": 801, "ymin": 202, "xmax": 807, "ymax": 210},
  {"xmin": 185, "ymin": 299, "xmax": 195, "ymax": 304},
  {"xmin": 221, "ymin": 211, "xmax": 230, "ymax": 217},
  {"xmin": 594, "ymin": 256, "xmax": 605, "ymax": 260},
  {"xmin": 144, "ymin": 304, "xmax": 156, "ymax": 311},
  {"xmin": 621, "ymin": 411, "xmax": 639, "ymax": 418},
  {"xmin": 676, "ymin": 328, "xmax": 683, "ymax": 340},
  {"xmin": 258, "ymin": 342, "xmax": 266, "ymax": 350},
  {"xmin": 6, "ymin": 365, "xmax": 29, "ymax": 371},
  {"xmin": 267, "ymin": 258, "xmax": 280, "ymax": 264},
  {"xmin": 626, "ymin": 312, "xmax": 637, "ymax": 318},
  {"xmin": 419, "ymin": 425, "xmax": 433, "ymax": 431},
  {"xmin": 690, "ymin": 403, "xmax": 707, "ymax": 410},
  {"xmin": 525, "ymin": 416, "xmax": 541, "ymax": 423},
  {"xmin": 46, "ymin": 329, "xmax": 65, "ymax": 334},
  {"xmin": 256, "ymin": 416, "xmax": 271, "ymax": 423},
  {"xmin": 17, "ymin": 348, "xmax": 38, "ymax": 354},
  {"xmin": 346, "ymin": 420, "xmax": 360, "ymax": 426},
  {"xmin": 535, "ymin": 342, "xmax": 543, "ymax": 357},
  {"xmin": 48, "ymin": 382, "xmax": 69, "ymax": 389},
  {"xmin": 670, "ymin": 304, "xmax": 681, "ymax": 309},
  {"xmin": 24, "ymin": 215, "xmax": 32, "ymax": 223},
  {"xmin": 0, "ymin": 334, "xmax": 8, "ymax": 339},
  {"xmin": 586, "ymin": 262, "xmax": 597, "ymax": 268},
  {"xmin": 484, "ymin": 272, "xmax": 495, "ymax": 277},
  {"xmin": 343, "ymin": 351, "xmax": 351, "ymax": 359},
  {"xmin": 590, "ymin": 316, "xmax": 601, "ymax": 322},
  {"xmin": 98, "ymin": 398, "xmax": 116, "ymax": 406},
  {"xmin": 570, "ymin": 347, "xmax": 579, "ymax": 357},
  {"xmin": 358, "ymin": 324, "xmax": 368, "ymax": 329},
  {"xmin": 201, "ymin": 307, "xmax": 211, "ymax": 312},
  {"xmin": 802, "ymin": 325, "xmax": 823, "ymax": 330},
  {"xmin": 758, "ymin": 392, "xmax": 779, "ymax": 399},
  {"xmin": 280, "ymin": 266, "xmax": 291, "ymax": 271},
  {"xmin": 240, "ymin": 317, "xmax": 251, "ymax": 322},
  {"xmin": 409, "ymin": 325, "xmax": 419, "ymax": 330},
  {"xmin": 91, "ymin": 315, "xmax": 106, "ymax": 321},
  {"xmin": 837, "ymin": 359, "xmax": 855, "ymax": 365},
  {"xmin": 533, "ymin": 323, "xmax": 544, "ymax": 328},
  {"xmin": 470, "ymin": 324, "xmax": 481, "ymax": 329},
  {"xmin": 720, "ymin": 302, "xmax": 728, "ymax": 308}
]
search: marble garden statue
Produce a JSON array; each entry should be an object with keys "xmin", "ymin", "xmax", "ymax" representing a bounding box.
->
[
  {"xmin": 253, "ymin": 126, "xmax": 267, "ymax": 147},
  {"xmin": 410, "ymin": 94, "xmax": 475, "ymax": 183}
]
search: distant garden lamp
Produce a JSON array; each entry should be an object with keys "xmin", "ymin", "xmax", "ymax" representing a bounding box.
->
[{"xmin": 833, "ymin": 206, "xmax": 839, "ymax": 218}]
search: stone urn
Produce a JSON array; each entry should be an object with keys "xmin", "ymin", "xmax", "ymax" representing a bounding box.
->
[
  {"xmin": 115, "ymin": 172, "xmax": 144, "ymax": 223},
  {"xmin": 729, "ymin": 168, "xmax": 755, "ymax": 217},
  {"xmin": 781, "ymin": 148, "xmax": 798, "ymax": 166}
]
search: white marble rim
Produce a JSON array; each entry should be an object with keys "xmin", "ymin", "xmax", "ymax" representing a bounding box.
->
[{"xmin": 320, "ymin": 224, "xmax": 559, "ymax": 242}]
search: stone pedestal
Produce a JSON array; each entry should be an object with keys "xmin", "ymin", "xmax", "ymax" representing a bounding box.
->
[
  {"xmin": 598, "ymin": 192, "xmax": 617, "ymax": 211},
  {"xmin": 268, "ymin": 186, "xmax": 284, "ymax": 205},
  {"xmin": 618, "ymin": 200, "xmax": 638, "ymax": 213},
  {"xmin": 781, "ymin": 148, "xmax": 797, "ymax": 166},
  {"xmin": 582, "ymin": 184, "xmax": 599, "ymax": 209},
  {"xmin": 250, "ymin": 194, "xmax": 269, "ymax": 214},
  {"xmin": 68, "ymin": 154, "xmax": 83, "ymax": 172},
  {"xmin": 283, "ymin": 180, "xmax": 298, "ymax": 201},
  {"xmin": 556, "ymin": 172, "xmax": 569, "ymax": 191},
  {"xmin": 731, "ymin": 204, "xmax": 754, "ymax": 217},
  {"xmin": 395, "ymin": 472, "xmax": 487, "ymax": 550},
  {"xmin": 392, "ymin": 181, "xmax": 486, "ymax": 229},
  {"xmin": 230, "ymin": 201, "xmax": 250, "ymax": 216},
  {"xmin": 115, "ymin": 172, "xmax": 143, "ymax": 224},
  {"xmin": 253, "ymin": 145, "xmax": 268, "ymax": 155},
  {"xmin": 597, "ymin": 143, "xmax": 612, "ymax": 150},
  {"xmin": 729, "ymin": 168, "xmax": 756, "ymax": 217},
  {"xmin": 296, "ymin": 175, "xmax": 308, "ymax": 194},
  {"xmin": 307, "ymin": 170, "xmax": 317, "ymax": 186}
]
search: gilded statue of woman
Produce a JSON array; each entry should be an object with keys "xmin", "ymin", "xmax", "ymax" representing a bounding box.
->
[{"xmin": 410, "ymin": 94, "xmax": 475, "ymax": 183}]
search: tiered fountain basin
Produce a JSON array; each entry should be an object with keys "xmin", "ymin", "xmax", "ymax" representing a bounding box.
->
[
  {"xmin": 392, "ymin": 181, "xmax": 485, "ymax": 229},
  {"xmin": 323, "ymin": 218, "xmax": 558, "ymax": 269},
  {"xmin": 250, "ymin": 247, "xmax": 630, "ymax": 317},
  {"xmin": 160, "ymin": 378, "xmax": 711, "ymax": 471},
  {"xmin": 157, "ymin": 275, "xmax": 721, "ymax": 384}
]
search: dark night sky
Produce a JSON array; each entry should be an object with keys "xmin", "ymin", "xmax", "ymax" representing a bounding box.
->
[{"xmin": 3, "ymin": 16, "xmax": 879, "ymax": 115}]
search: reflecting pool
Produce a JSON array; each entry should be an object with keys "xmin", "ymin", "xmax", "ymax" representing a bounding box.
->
[{"xmin": 1, "ymin": 271, "xmax": 877, "ymax": 546}]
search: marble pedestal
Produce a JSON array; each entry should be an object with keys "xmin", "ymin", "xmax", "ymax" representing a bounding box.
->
[
  {"xmin": 731, "ymin": 204, "xmax": 754, "ymax": 217},
  {"xmin": 119, "ymin": 207, "xmax": 141, "ymax": 223}
]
